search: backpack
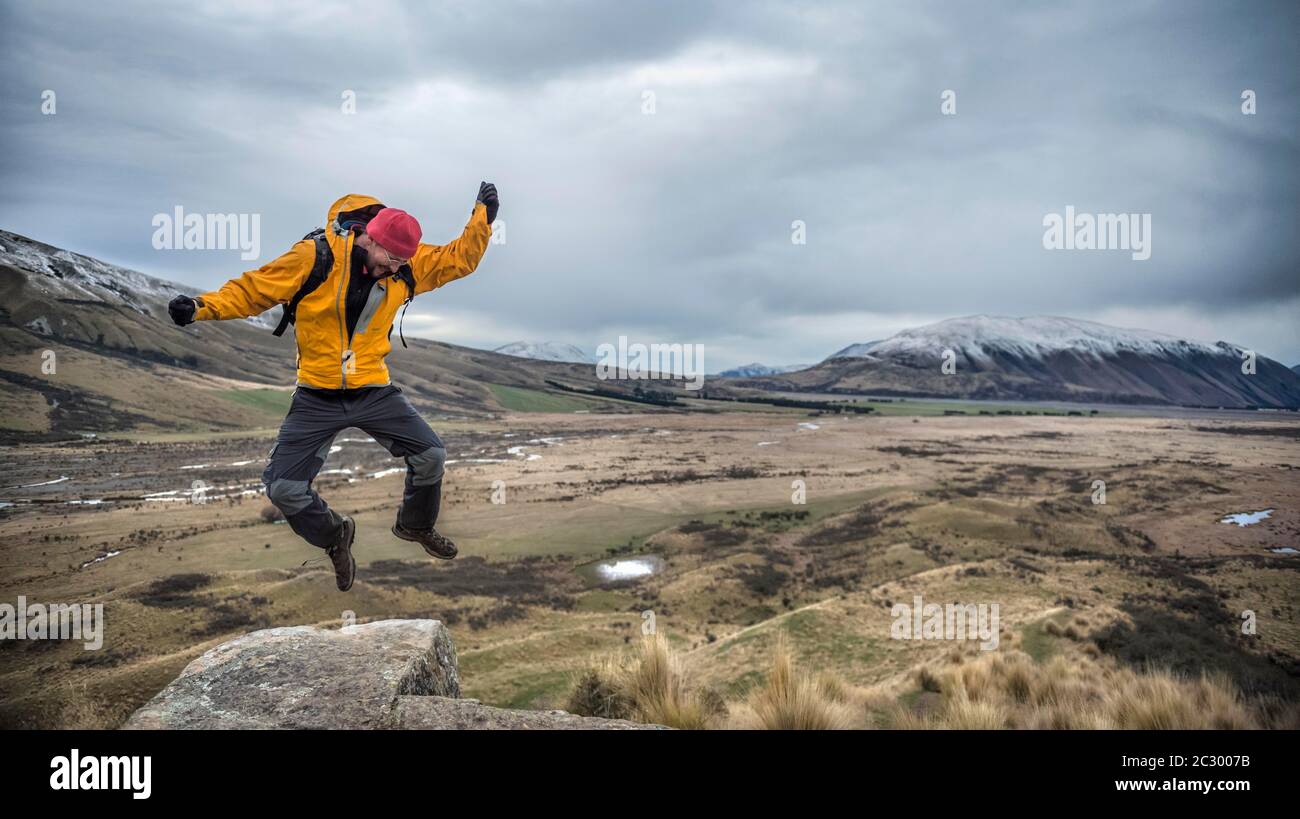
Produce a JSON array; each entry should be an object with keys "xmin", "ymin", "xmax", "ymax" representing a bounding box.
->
[{"xmin": 271, "ymin": 226, "xmax": 418, "ymax": 348}]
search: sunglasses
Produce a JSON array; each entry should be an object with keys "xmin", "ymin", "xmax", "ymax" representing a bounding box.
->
[{"xmin": 373, "ymin": 244, "xmax": 410, "ymax": 268}]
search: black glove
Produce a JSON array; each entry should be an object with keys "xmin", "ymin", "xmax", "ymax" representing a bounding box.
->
[
  {"xmin": 477, "ymin": 181, "xmax": 499, "ymax": 224},
  {"xmin": 168, "ymin": 295, "xmax": 197, "ymax": 326}
]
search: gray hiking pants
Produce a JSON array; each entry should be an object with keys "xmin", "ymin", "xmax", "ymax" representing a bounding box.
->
[{"xmin": 262, "ymin": 385, "xmax": 446, "ymax": 549}]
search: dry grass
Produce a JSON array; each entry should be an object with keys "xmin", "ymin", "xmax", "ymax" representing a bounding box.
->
[
  {"xmin": 888, "ymin": 649, "xmax": 1272, "ymax": 729},
  {"xmin": 568, "ymin": 632, "xmax": 878, "ymax": 729},
  {"xmin": 566, "ymin": 621, "xmax": 1280, "ymax": 731},
  {"xmin": 566, "ymin": 633, "xmax": 718, "ymax": 729},
  {"xmin": 55, "ymin": 684, "xmax": 135, "ymax": 729},
  {"xmin": 730, "ymin": 636, "xmax": 856, "ymax": 730}
]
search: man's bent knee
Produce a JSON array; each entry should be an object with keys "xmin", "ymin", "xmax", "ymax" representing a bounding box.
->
[
  {"xmin": 265, "ymin": 477, "xmax": 314, "ymax": 516},
  {"xmin": 407, "ymin": 444, "xmax": 446, "ymax": 486}
]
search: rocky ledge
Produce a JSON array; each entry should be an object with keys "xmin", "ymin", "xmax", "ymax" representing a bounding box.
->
[{"xmin": 123, "ymin": 619, "xmax": 659, "ymax": 730}]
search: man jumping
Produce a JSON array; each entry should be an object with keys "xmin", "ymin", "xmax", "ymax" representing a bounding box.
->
[{"xmin": 166, "ymin": 184, "xmax": 499, "ymax": 591}]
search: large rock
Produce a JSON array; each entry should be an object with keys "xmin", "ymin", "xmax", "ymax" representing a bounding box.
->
[
  {"xmin": 124, "ymin": 619, "xmax": 661, "ymax": 730},
  {"xmin": 391, "ymin": 696, "xmax": 659, "ymax": 730}
]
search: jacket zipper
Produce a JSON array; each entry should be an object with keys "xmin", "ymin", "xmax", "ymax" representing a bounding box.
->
[{"xmin": 336, "ymin": 231, "xmax": 351, "ymax": 388}]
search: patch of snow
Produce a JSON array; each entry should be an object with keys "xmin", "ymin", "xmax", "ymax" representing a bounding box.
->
[
  {"xmin": 492, "ymin": 341, "xmax": 596, "ymax": 364},
  {"xmin": 824, "ymin": 341, "xmax": 883, "ymax": 360},
  {"xmin": 25, "ymin": 316, "xmax": 53, "ymax": 335},
  {"xmin": 1220, "ymin": 509, "xmax": 1274, "ymax": 527},
  {"xmin": 80, "ymin": 550, "xmax": 121, "ymax": 569},
  {"xmin": 717, "ymin": 362, "xmax": 810, "ymax": 377},
  {"xmin": 20, "ymin": 476, "xmax": 70, "ymax": 487}
]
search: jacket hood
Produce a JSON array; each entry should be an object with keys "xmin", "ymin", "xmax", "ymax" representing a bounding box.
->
[{"xmin": 327, "ymin": 193, "xmax": 386, "ymax": 233}]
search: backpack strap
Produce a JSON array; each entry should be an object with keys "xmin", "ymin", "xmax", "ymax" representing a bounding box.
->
[
  {"xmin": 272, "ymin": 228, "xmax": 334, "ymax": 337},
  {"xmin": 393, "ymin": 265, "xmax": 417, "ymax": 348}
]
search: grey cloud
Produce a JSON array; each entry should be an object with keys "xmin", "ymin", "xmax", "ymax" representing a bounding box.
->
[{"xmin": 1, "ymin": 0, "xmax": 1297, "ymax": 370}]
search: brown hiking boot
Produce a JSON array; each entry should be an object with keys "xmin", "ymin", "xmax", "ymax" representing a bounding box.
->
[
  {"xmin": 327, "ymin": 515, "xmax": 356, "ymax": 591},
  {"xmin": 392, "ymin": 520, "xmax": 458, "ymax": 560}
]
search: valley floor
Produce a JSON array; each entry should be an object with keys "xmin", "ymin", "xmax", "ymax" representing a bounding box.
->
[{"xmin": 0, "ymin": 410, "xmax": 1296, "ymax": 727}]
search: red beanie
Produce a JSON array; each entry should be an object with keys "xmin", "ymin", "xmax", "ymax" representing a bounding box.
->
[{"xmin": 367, "ymin": 207, "xmax": 421, "ymax": 259}]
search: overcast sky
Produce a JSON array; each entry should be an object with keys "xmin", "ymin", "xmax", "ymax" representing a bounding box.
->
[{"xmin": 2, "ymin": 0, "xmax": 1297, "ymax": 369}]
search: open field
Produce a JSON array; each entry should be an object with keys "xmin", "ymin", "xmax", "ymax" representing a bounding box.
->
[{"xmin": 0, "ymin": 408, "xmax": 1296, "ymax": 727}]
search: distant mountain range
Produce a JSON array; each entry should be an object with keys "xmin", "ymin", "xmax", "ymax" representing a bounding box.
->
[
  {"xmin": 715, "ymin": 363, "xmax": 810, "ymax": 378},
  {"xmin": 493, "ymin": 349, "xmax": 813, "ymax": 379},
  {"xmin": 493, "ymin": 341, "xmax": 595, "ymax": 364},
  {"xmin": 3, "ymin": 228, "xmax": 1296, "ymax": 438},
  {"xmin": 719, "ymin": 315, "xmax": 1300, "ymax": 409}
]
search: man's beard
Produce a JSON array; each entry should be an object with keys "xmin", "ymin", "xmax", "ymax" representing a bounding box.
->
[{"xmin": 364, "ymin": 253, "xmax": 392, "ymax": 278}]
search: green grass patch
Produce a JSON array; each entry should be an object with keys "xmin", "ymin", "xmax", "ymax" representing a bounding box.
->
[
  {"xmin": 681, "ymin": 487, "xmax": 897, "ymax": 536},
  {"xmin": 783, "ymin": 610, "xmax": 882, "ymax": 666},
  {"xmin": 501, "ymin": 669, "xmax": 575, "ymax": 709},
  {"xmin": 487, "ymin": 383, "xmax": 606, "ymax": 413},
  {"xmin": 860, "ymin": 399, "xmax": 1090, "ymax": 416},
  {"xmin": 216, "ymin": 388, "xmax": 293, "ymax": 417},
  {"xmin": 1020, "ymin": 613, "xmax": 1070, "ymax": 663},
  {"xmin": 574, "ymin": 589, "xmax": 636, "ymax": 612}
]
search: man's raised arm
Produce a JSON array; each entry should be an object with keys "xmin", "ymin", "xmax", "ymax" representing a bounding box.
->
[
  {"xmin": 409, "ymin": 181, "xmax": 499, "ymax": 296},
  {"xmin": 168, "ymin": 240, "xmax": 314, "ymax": 326}
]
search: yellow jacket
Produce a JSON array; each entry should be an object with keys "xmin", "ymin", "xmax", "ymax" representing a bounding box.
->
[{"xmin": 194, "ymin": 194, "xmax": 491, "ymax": 389}]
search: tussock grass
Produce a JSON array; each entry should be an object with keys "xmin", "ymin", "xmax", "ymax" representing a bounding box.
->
[
  {"xmin": 731, "ymin": 637, "xmax": 856, "ymax": 730},
  {"xmin": 889, "ymin": 649, "xmax": 1273, "ymax": 729},
  {"xmin": 568, "ymin": 633, "xmax": 1284, "ymax": 731},
  {"xmin": 566, "ymin": 633, "xmax": 718, "ymax": 729},
  {"xmin": 569, "ymin": 632, "xmax": 875, "ymax": 729}
]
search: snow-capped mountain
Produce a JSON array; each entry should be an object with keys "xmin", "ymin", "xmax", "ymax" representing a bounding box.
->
[
  {"xmin": 722, "ymin": 315, "xmax": 1300, "ymax": 409},
  {"xmin": 0, "ymin": 229, "xmax": 278, "ymax": 332},
  {"xmin": 0, "ymin": 228, "xmax": 294, "ymax": 386},
  {"xmin": 834, "ymin": 316, "xmax": 1239, "ymax": 364},
  {"xmin": 715, "ymin": 363, "xmax": 809, "ymax": 378},
  {"xmin": 492, "ymin": 341, "xmax": 596, "ymax": 364},
  {"xmin": 825, "ymin": 340, "xmax": 883, "ymax": 360}
]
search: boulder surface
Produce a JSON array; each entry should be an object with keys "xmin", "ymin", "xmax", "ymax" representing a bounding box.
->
[{"xmin": 124, "ymin": 619, "xmax": 660, "ymax": 730}]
